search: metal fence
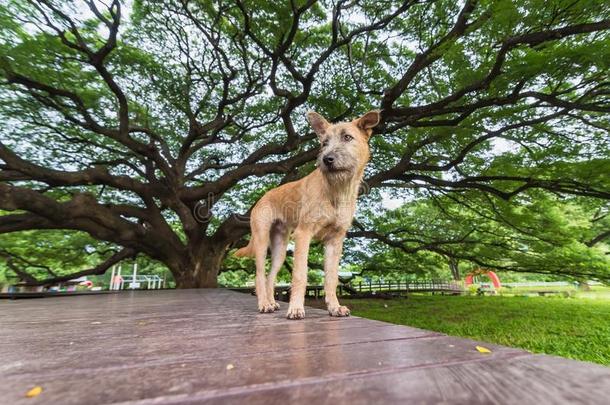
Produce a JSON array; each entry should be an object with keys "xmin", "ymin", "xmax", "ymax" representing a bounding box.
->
[{"xmin": 351, "ymin": 280, "xmax": 463, "ymax": 293}]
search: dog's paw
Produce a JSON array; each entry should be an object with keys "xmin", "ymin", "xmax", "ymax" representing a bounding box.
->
[
  {"xmin": 271, "ymin": 302, "xmax": 281, "ymax": 310},
  {"xmin": 258, "ymin": 303, "xmax": 276, "ymax": 313},
  {"xmin": 286, "ymin": 306, "xmax": 305, "ymax": 320},
  {"xmin": 328, "ymin": 305, "xmax": 350, "ymax": 317}
]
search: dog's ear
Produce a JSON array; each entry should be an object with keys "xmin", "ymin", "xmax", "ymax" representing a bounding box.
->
[
  {"xmin": 307, "ymin": 111, "xmax": 329, "ymax": 137},
  {"xmin": 356, "ymin": 110, "xmax": 381, "ymax": 132}
]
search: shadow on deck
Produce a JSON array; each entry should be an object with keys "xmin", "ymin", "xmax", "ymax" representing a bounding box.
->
[{"xmin": 1, "ymin": 289, "xmax": 608, "ymax": 404}]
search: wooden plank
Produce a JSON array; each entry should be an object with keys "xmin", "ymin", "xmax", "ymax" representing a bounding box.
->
[
  {"xmin": 1, "ymin": 335, "xmax": 526, "ymax": 404},
  {"xmin": 1, "ymin": 289, "xmax": 608, "ymax": 405},
  {"xmin": 181, "ymin": 354, "xmax": 610, "ymax": 405},
  {"xmin": 0, "ymin": 291, "xmax": 114, "ymax": 299}
]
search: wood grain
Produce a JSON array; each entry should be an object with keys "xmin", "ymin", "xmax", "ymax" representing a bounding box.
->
[{"xmin": 0, "ymin": 290, "xmax": 608, "ymax": 404}]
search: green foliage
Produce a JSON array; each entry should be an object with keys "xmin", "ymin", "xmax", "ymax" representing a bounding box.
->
[
  {"xmin": 352, "ymin": 192, "xmax": 610, "ymax": 281},
  {"xmin": 218, "ymin": 269, "xmax": 252, "ymax": 287},
  {"xmin": 0, "ymin": 0, "xmax": 608, "ymax": 285},
  {"xmin": 0, "ymin": 229, "xmax": 111, "ymax": 282}
]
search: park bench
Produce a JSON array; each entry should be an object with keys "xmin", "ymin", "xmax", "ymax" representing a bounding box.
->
[{"xmin": 535, "ymin": 291, "xmax": 570, "ymax": 297}]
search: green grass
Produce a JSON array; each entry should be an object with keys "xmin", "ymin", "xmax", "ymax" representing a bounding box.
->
[
  {"xmin": 348, "ymin": 295, "xmax": 610, "ymax": 366},
  {"xmin": 498, "ymin": 285, "xmax": 610, "ymax": 299}
]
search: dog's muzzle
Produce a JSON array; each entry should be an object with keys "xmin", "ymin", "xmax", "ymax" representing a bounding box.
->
[{"xmin": 322, "ymin": 154, "xmax": 335, "ymax": 168}]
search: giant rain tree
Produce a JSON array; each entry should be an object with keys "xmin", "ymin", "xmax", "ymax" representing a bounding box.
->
[{"xmin": 0, "ymin": 0, "xmax": 609, "ymax": 287}]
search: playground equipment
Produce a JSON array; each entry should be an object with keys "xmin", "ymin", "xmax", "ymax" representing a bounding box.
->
[
  {"xmin": 464, "ymin": 269, "xmax": 501, "ymax": 289},
  {"xmin": 118, "ymin": 274, "xmax": 163, "ymax": 290},
  {"xmin": 108, "ymin": 264, "xmax": 164, "ymax": 290}
]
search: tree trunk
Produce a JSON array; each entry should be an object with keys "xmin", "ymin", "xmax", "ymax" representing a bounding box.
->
[
  {"xmin": 174, "ymin": 269, "xmax": 218, "ymax": 288},
  {"xmin": 448, "ymin": 258, "xmax": 460, "ymax": 281},
  {"xmin": 170, "ymin": 245, "xmax": 226, "ymax": 288}
]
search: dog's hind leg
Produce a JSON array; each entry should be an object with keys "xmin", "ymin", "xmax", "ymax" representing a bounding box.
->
[
  {"xmin": 266, "ymin": 222, "xmax": 289, "ymax": 310},
  {"xmin": 252, "ymin": 219, "xmax": 274, "ymax": 313}
]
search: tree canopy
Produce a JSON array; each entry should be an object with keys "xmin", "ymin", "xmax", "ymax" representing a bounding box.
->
[
  {"xmin": 348, "ymin": 192, "xmax": 610, "ymax": 280},
  {"xmin": 0, "ymin": 0, "xmax": 609, "ymax": 287}
]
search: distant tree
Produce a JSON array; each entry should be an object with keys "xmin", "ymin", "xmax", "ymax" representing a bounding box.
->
[
  {"xmin": 348, "ymin": 192, "xmax": 610, "ymax": 281},
  {"xmin": 0, "ymin": 229, "xmax": 128, "ymax": 285},
  {"xmin": 1, "ymin": 0, "xmax": 608, "ymax": 287}
]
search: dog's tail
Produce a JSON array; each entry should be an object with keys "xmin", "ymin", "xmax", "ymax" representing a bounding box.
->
[{"xmin": 234, "ymin": 240, "xmax": 255, "ymax": 258}]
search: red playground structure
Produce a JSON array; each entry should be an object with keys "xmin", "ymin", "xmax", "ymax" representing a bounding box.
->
[{"xmin": 464, "ymin": 269, "xmax": 501, "ymax": 289}]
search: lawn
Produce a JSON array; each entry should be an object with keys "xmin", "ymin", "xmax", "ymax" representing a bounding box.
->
[{"xmin": 346, "ymin": 295, "xmax": 610, "ymax": 366}]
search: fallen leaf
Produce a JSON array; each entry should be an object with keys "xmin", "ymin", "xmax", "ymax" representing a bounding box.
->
[
  {"xmin": 26, "ymin": 386, "xmax": 42, "ymax": 398},
  {"xmin": 226, "ymin": 364, "xmax": 234, "ymax": 370},
  {"xmin": 476, "ymin": 345, "xmax": 491, "ymax": 354}
]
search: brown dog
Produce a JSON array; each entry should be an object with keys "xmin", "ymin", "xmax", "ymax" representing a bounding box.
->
[{"xmin": 234, "ymin": 110, "xmax": 381, "ymax": 319}]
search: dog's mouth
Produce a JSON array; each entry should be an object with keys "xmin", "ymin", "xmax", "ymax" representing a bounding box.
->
[
  {"xmin": 323, "ymin": 166, "xmax": 351, "ymax": 174},
  {"xmin": 318, "ymin": 157, "xmax": 355, "ymax": 176}
]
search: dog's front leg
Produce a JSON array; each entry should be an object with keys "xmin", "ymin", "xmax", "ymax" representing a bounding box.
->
[
  {"xmin": 324, "ymin": 235, "xmax": 350, "ymax": 317},
  {"xmin": 286, "ymin": 228, "xmax": 312, "ymax": 319}
]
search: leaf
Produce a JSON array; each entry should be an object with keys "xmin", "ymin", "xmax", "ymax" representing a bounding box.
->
[
  {"xmin": 25, "ymin": 386, "xmax": 42, "ymax": 398},
  {"xmin": 476, "ymin": 345, "xmax": 492, "ymax": 354}
]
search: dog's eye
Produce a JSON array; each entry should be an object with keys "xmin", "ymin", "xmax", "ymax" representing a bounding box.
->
[
  {"xmin": 343, "ymin": 134, "xmax": 353, "ymax": 142},
  {"xmin": 322, "ymin": 140, "xmax": 329, "ymax": 147}
]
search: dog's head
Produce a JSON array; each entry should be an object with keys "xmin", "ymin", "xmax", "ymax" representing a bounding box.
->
[{"xmin": 307, "ymin": 110, "xmax": 381, "ymax": 182}]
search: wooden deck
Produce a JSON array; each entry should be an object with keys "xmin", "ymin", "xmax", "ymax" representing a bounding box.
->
[{"xmin": 1, "ymin": 290, "xmax": 608, "ymax": 404}]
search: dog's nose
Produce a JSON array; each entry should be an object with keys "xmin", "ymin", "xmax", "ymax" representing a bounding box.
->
[{"xmin": 323, "ymin": 154, "xmax": 335, "ymax": 167}]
